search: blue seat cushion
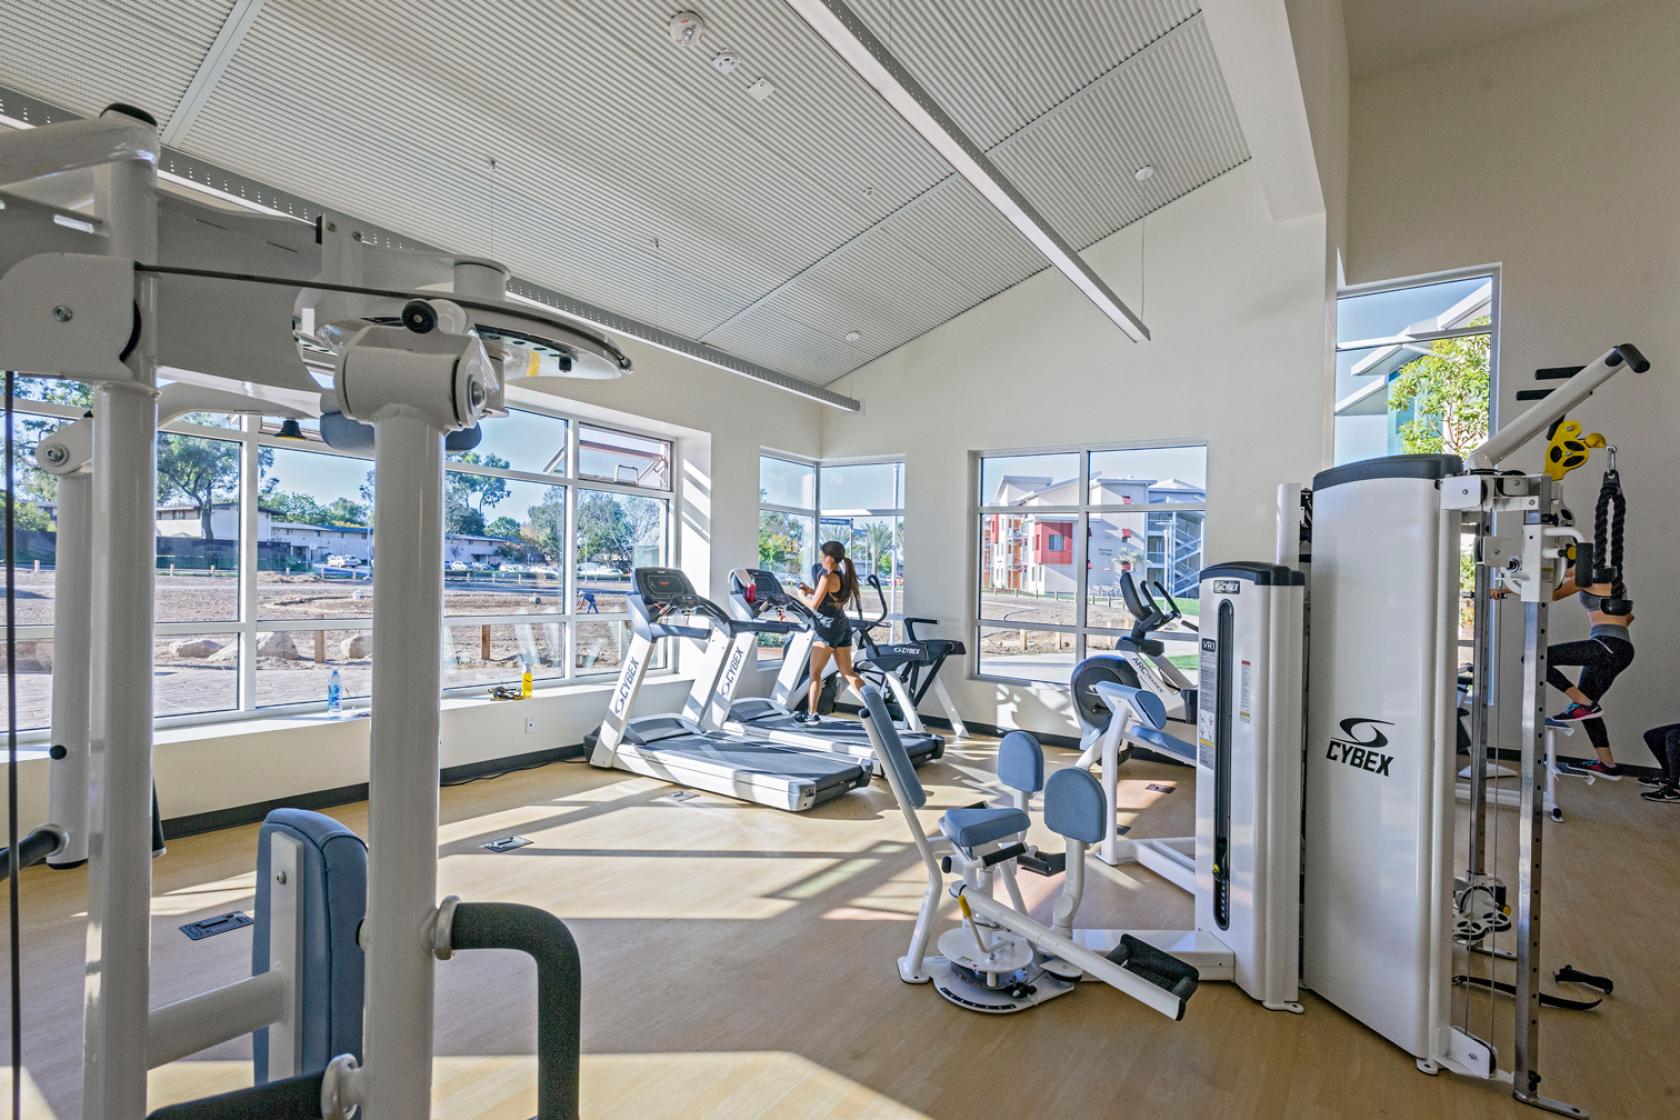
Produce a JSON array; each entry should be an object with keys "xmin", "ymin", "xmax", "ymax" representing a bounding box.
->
[
  {"xmin": 1133, "ymin": 723, "xmax": 1195, "ymax": 764},
  {"xmin": 940, "ymin": 806, "xmax": 1029, "ymax": 850}
]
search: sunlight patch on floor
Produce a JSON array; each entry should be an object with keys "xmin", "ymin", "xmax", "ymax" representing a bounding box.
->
[
  {"xmin": 0, "ymin": 1068, "xmax": 58, "ymax": 1119},
  {"xmin": 151, "ymin": 871, "xmax": 258, "ymax": 916},
  {"xmin": 142, "ymin": 1053, "xmax": 929, "ymax": 1120}
]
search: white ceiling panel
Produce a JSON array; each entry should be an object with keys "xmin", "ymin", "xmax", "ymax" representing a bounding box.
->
[
  {"xmin": 850, "ymin": 0, "xmax": 1200, "ymax": 147},
  {"xmin": 0, "ymin": 0, "xmax": 235, "ymax": 130},
  {"xmin": 991, "ymin": 15, "xmax": 1247, "ymax": 249},
  {"xmin": 1, "ymin": 1, "xmax": 1251, "ymax": 395}
]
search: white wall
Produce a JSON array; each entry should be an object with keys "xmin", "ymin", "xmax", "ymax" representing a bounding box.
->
[
  {"xmin": 4, "ymin": 339, "xmax": 824, "ymax": 831},
  {"xmin": 1286, "ymin": 0, "xmax": 1350, "ymax": 454},
  {"xmin": 1346, "ymin": 0, "xmax": 1680, "ymax": 758},
  {"xmin": 822, "ymin": 162, "xmax": 1329, "ymax": 738}
]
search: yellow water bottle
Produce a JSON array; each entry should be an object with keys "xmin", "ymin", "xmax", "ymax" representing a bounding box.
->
[{"xmin": 521, "ymin": 659, "xmax": 533, "ymax": 699}]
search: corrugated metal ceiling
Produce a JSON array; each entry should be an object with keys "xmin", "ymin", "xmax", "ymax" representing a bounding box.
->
[{"xmin": 0, "ymin": 0, "xmax": 1249, "ymax": 391}]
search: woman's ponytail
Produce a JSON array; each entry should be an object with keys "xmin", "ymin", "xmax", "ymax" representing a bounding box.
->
[{"xmin": 841, "ymin": 556, "xmax": 858, "ymax": 605}]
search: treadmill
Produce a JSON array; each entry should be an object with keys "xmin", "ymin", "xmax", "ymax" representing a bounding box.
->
[
  {"xmin": 708, "ymin": 568, "xmax": 944, "ymax": 773},
  {"xmin": 589, "ymin": 568, "xmax": 871, "ymax": 811}
]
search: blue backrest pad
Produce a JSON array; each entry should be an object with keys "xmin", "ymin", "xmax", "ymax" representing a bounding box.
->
[
  {"xmin": 997, "ymin": 730, "xmax": 1045, "ymax": 795},
  {"xmin": 1044, "ymin": 768, "xmax": 1107, "ymax": 845},
  {"xmin": 253, "ymin": 808, "xmax": 368, "ymax": 1082}
]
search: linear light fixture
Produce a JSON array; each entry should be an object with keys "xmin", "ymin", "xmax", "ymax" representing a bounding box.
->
[{"xmin": 784, "ymin": 0, "xmax": 1150, "ymax": 342}]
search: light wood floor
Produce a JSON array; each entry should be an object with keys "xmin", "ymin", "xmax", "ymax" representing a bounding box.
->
[{"xmin": 2, "ymin": 732, "xmax": 1673, "ymax": 1118}]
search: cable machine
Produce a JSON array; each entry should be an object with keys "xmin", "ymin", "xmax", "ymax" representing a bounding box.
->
[
  {"xmin": 1279, "ymin": 343, "xmax": 1647, "ymax": 1117},
  {"xmin": 2, "ymin": 103, "xmax": 617, "ymax": 1120}
]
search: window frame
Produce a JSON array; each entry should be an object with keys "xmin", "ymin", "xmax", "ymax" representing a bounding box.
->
[
  {"xmin": 756, "ymin": 453, "xmax": 907, "ymax": 659},
  {"xmin": 973, "ymin": 439, "xmax": 1208, "ymax": 687},
  {"xmin": 817, "ymin": 456, "xmax": 906, "ymax": 625},
  {"xmin": 3, "ymin": 394, "xmax": 675, "ymax": 738},
  {"xmin": 1333, "ymin": 264, "xmax": 1501, "ymax": 466}
]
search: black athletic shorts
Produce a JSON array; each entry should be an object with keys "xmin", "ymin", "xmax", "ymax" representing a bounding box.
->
[{"xmin": 812, "ymin": 612, "xmax": 853, "ymax": 649}]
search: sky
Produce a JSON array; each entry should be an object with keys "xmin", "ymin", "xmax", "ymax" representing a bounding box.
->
[{"xmin": 1336, "ymin": 275, "xmax": 1492, "ymax": 345}]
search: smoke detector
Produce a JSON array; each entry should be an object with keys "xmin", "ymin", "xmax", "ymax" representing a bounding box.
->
[
  {"xmin": 712, "ymin": 52, "xmax": 739, "ymax": 75},
  {"xmin": 747, "ymin": 78, "xmax": 776, "ymax": 102},
  {"xmin": 669, "ymin": 11, "xmax": 707, "ymax": 46},
  {"xmin": 1134, "ymin": 165, "xmax": 1155, "ymax": 183},
  {"xmin": 844, "ymin": 331, "xmax": 861, "ymax": 343}
]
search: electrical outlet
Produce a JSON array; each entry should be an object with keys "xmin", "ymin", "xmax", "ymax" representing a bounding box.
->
[{"xmin": 525, "ymin": 718, "xmax": 537, "ymax": 735}]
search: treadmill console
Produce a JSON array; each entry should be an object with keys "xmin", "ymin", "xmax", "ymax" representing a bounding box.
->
[
  {"xmin": 732, "ymin": 567, "xmax": 799, "ymax": 610},
  {"xmin": 635, "ymin": 566, "xmax": 698, "ymax": 606}
]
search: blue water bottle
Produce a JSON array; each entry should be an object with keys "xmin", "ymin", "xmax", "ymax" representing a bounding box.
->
[{"xmin": 326, "ymin": 666, "xmax": 343, "ymax": 716}]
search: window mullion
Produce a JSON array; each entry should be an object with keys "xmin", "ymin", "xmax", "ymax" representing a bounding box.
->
[
  {"xmin": 1074, "ymin": 510, "xmax": 1089, "ymax": 637},
  {"xmin": 238, "ymin": 416, "xmax": 261, "ymax": 712},
  {"xmin": 564, "ymin": 482, "xmax": 578, "ymax": 680}
]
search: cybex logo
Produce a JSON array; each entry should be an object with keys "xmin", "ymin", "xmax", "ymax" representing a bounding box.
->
[
  {"xmin": 1326, "ymin": 717, "xmax": 1396, "ymax": 777},
  {"xmin": 720, "ymin": 645, "xmax": 748, "ymax": 693},
  {"xmin": 610, "ymin": 654, "xmax": 642, "ymax": 716},
  {"xmin": 1212, "ymin": 579, "xmax": 1241, "ymax": 595}
]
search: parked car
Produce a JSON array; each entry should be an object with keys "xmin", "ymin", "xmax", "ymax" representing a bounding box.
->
[
  {"xmin": 577, "ymin": 562, "xmax": 618, "ymax": 579},
  {"xmin": 448, "ymin": 560, "xmax": 469, "ymax": 572}
]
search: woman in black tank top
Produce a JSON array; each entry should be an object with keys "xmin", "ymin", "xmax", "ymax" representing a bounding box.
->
[{"xmin": 795, "ymin": 540, "xmax": 867, "ymax": 724}]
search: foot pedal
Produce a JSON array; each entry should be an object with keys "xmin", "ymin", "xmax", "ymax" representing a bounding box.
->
[
  {"xmin": 1018, "ymin": 851, "xmax": 1066, "ymax": 877},
  {"xmin": 1554, "ymin": 964, "xmax": 1613, "ymax": 996},
  {"xmin": 1106, "ymin": 934, "xmax": 1200, "ymax": 1010},
  {"xmin": 180, "ymin": 911, "xmax": 252, "ymax": 941}
]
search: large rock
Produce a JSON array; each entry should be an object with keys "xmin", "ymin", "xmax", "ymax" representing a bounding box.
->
[
  {"xmin": 169, "ymin": 637, "xmax": 223, "ymax": 659},
  {"xmin": 256, "ymin": 631, "xmax": 299, "ymax": 659},
  {"xmin": 339, "ymin": 633, "xmax": 371, "ymax": 660},
  {"xmin": 209, "ymin": 641, "xmax": 240, "ymax": 662}
]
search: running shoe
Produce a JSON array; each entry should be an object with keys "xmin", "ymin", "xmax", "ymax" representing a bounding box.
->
[
  {"xmin": 1562, "ymin": 759, "xmax": 1621, "ymax": 780},
  {"xmin": 1638, "ymin": 772, "xmax": 1670, "ymax": 787},
  {"xmin": 1552, "ymin": 702, "xmax": 1603, "ymax": 722},
  {"xmin": 1639, "ymin": 785, "xmax": 1680, "ymax": 803}
]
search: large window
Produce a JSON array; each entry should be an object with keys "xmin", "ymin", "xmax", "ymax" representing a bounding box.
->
[
  {"xmin": 976, "ymin": 444, "xmax": 1206, "ymax": 685},
  {"xmin": 756, "ymin": 455, "xmax": 905, "ymax": 659},
  {"xmin": 1334, "ymin": 269, "xmax": 1498, "ymax": 465},
  {"xmin": 819, "ymin": 461, "xmax": 905, "ymax": 624},
  {"xmin": 2, "ymin": 385, "xmax": 672, "ymax": 735}
]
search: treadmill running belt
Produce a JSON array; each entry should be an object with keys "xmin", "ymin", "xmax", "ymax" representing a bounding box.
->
[{"xmin": 636, "ymin": 735, "xmax": 868, "ymax": 785}]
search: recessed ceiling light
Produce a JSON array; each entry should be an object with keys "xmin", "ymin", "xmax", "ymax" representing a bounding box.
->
[
  {"xmin": 1134, "ymin": 165, "xmax": 1155, "ymax": 183},
  {"xmin": 844, "ymin": 330, "xmax": 861, "ymax": 343}
]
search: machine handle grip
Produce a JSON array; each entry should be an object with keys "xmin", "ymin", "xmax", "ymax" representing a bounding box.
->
[
  {"xmin": 980, "ymin": 842, "xmax": 1028, "ymax": 868},
  {"xmin": 1611, "ymin": 343, "xmax": 1649, "ymax": 373}
]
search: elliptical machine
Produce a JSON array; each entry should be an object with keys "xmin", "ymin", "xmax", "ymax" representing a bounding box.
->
[
  {"xmin": 1089, "ymin": 572, "xmax": 1199, "ymax": 723},
  {"xmin": 783, "ymin": 569, "xmax": 970, "ymax": 737}
]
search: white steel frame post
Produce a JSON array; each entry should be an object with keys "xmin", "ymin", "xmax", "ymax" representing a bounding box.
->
[
  {"xmin": 82, "ymin": 115, "xmax": 162, "ymax": 1120},
  {"xmin": 360, "ymin": 410, "xmax": 447, "ymax": 1119},
  {"xmin": 44, "ymin": 466, "xmax": 93, "ymax": 867}
]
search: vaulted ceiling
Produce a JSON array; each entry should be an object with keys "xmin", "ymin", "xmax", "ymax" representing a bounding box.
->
[{"xmin": 1, "ymin": 0, "xmax": 1250, "ymax": 394}]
